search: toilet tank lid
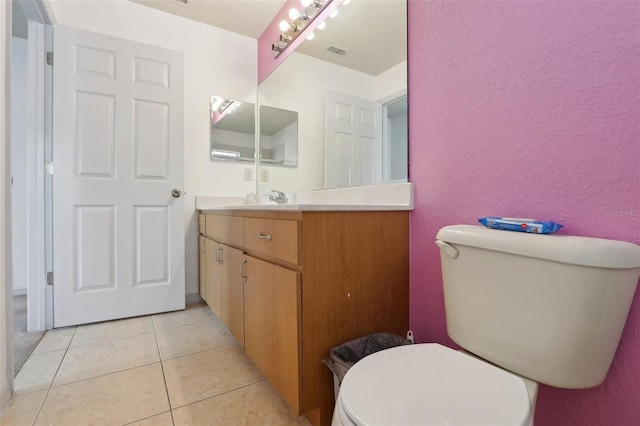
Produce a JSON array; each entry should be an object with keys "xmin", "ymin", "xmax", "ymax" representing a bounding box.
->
[{"xmin": 436, "ymin": 225, "xmax": 640, "ymax": 269}]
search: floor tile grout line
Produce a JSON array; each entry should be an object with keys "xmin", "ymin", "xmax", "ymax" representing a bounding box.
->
[
  {"xmin": 153, "ymin": 313, "xmax": 177, "ymax": 426},
  {"xmin": 31, "ymin": 325, "xmax": 78, "ymax": 426},
  {"xmin": 68, "ymin": 329, "xmax": 155, "ymax": 350},
  {"xmin": 169, "ymin": 378, "xmax": 268, "ymax": 412},
  {"xmin": 159, "ymin": 341, "xmax": 238, "ymax": 363},
  {"xmin": 46, "ymin": 359, "xmax": 163, "ymax": 391},
  {"xmin": 120, "ymin": 410, "xmax": 173, "ymax": 426}
]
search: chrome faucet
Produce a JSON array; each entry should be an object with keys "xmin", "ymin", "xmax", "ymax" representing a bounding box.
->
[{"xmin": 268, "ymin": 189, "xmax": 288, "ymax": 205}]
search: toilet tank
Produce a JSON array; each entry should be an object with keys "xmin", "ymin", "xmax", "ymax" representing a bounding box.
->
[{"xmin": 436, "ymin": 225, "xmax": 640, "ymax": 389}]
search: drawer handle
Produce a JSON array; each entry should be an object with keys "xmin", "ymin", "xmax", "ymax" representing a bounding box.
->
[
  {"xmin": 240, "ymin": 257, "xmax": 247, "ymax": 281},
  {"xmin": 257, "ymin": 233, "xmax": 272, "ymax": 241},
  {"xmin": 198, "ymin": 222, "xmax": 204, "ymax": 226}
]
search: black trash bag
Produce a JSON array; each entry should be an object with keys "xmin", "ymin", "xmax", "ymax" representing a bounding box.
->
[{"xmin": 323, "ymin": 333, "xmax": 411, "ymax": 400}]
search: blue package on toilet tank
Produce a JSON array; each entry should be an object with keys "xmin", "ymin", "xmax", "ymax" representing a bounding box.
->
[{"xmin": 478, "ymin": 217, "xmax": 563, "ymax": 234}]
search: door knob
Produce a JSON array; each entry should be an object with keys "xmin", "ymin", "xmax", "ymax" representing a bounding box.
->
[{"xmin": 171, "ymin": 189, "xmax": 182, "ymax": 198}]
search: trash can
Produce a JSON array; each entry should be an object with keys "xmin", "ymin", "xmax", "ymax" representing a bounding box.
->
[{"xmin": 323, "ymin": 333, "xmax": 411, "ymax": 400}]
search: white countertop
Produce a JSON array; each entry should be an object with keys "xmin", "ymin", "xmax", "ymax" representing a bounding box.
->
[
  {"xmin": 195, "ymin": 182, "xmax": 414, "ymax": 212},
  {"xmin": 198, "ymin": 203, "xmax": 411, "ymax": 212}
]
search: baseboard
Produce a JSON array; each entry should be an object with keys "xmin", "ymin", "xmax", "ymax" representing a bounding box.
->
[
  {"xmin": 12, "ymin": 288, "xmax": 27, "ymax": 296},
  {"xmin": 185, "ymin": 292, "xmax": 203, "ymax": 306}
]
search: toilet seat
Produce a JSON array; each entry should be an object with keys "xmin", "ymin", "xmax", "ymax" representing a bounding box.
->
[{"xmin": 337, "ymin": 343, "xmax": 532, "ymax": 426}]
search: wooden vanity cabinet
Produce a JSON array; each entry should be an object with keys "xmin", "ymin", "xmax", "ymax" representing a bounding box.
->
[
  {"xmin": 220, "ymin": 244, "xmax": 245, "ymax": 346},
  {"xmin": 198, "ymin": 209, "xmax": 409, "ymax": 426},
  {"xmin": 204, "ymin": 237, "xmax": 222, "ymax": 315},
  {"xmin": 199, "ymin": 214, "xmax": 246, "ymax": 345},
  {"xmin": 198, "ymin": 235, "xmax": 207, "ymax": 303},
  {"xmin": 244, "ymin": 255, "xmax": 301, "ymax": 413}
]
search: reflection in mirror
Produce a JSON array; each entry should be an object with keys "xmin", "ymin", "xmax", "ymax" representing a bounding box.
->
[
  {"xmin": 257, "ymin": 0, "xmax": 407, "ymax": 196},
  {"xmin": 210, "ymin": 96, "xmax": 255, "ymax": 162},
  {"xmin": 259, "ymin": 105, "xmax": 298, "ymax": 167}
]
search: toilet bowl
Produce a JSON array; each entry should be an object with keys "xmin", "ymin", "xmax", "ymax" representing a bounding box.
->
[{"xmin": 332, "ymin": 343, "xmax": 536, "ymax": 426}]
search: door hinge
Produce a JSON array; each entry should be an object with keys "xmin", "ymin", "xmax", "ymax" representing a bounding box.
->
[
  {"xmin": 47, "ymin": 271, "xmax": 54, "ymax": 286},
  {"xmin": 46, "ymin": 52, "xmax": 53, "ymax": 66},
  {"xmin": 46, "ymin": 162, "xmax": 54, "ymax": 176}
]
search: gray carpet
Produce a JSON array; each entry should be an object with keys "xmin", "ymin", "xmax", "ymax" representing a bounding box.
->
[{"xmin": 13, "ymin": 295, "xmax": 45, "ymax": 375}]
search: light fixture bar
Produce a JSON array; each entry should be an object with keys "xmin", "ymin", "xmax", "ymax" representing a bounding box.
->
[
  {"xmin": 211, "ymin": 149, "xmax": 241, "ymax": 159},
  {"xmin": 272, "ymin": 0, "xmax": 334, "ymax": 57}
]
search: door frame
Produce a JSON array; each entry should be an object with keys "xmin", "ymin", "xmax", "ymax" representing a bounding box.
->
[
  {"xmin": 20, "ymin": 2, "xmax": 54, "ymax": 333},
  {"xmin": 378, "ymin": 89, "xmax": 407, "ymax": 183}
]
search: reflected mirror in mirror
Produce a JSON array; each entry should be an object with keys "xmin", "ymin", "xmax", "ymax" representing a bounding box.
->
[
  {"xmin": 257, "ymin": 0, "xmax": 407, "ymax": 195},
  {"xmin": 210, "ymin": 96, "xmax": 255, "ymax": 162},
  {"xmin": 259, "ymin": 105, "xmax": 298, "ymax": 167}
]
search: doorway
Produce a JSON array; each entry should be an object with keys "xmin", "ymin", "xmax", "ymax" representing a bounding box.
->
[
  {"xmin": 382, "ymin": 95, "xmax": 408, "ymax": 183},
  {"xmin": 9, "ymin": 0, "xmax": 52, "ymax": 375}
]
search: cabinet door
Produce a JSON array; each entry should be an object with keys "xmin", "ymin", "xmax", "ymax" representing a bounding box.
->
[
  {"xmin": 220, "ymin": 244, "xmax": 245, "ymax": 346},
  {"xmin": 204, "ymin": 237, "xmax": 221, "ymax": 317},
  {"xmin": 244, "ymin": 255, "xmax": 301, "ymax": 414},
  {"xmin": 198, "ymin": 236, "xmax": 207, "ymax": 302}
]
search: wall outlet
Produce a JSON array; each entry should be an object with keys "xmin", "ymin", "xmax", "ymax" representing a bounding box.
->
[
  {"xmin": 260, "ymin": 168, "xmax": 269, "ymax": 182},
  {"xmin": 244, "ymin": 167, "xmax": 253, "ymax": 181}
]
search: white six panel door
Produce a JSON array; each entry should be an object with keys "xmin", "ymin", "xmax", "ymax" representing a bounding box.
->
[
  {"xmin": 52, "ymin": 26, "xmax": 185, "ymax": 327},
  {"xmin": 324, "ymin": 90, "xmax": 383, "ymax": 188}
]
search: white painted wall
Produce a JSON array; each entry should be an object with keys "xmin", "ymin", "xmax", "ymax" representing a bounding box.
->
[
  {"xmin": 258, "ymin": 52, "xmax": 405, "ymax": 195},
  {"xmin": 1, "ymin": 0, "xmax": 14, "ymax": 413},
  {"xmin": 258, "ymin": 52, "xmax": 377, "ymax": 194},
  {"xmin": 262, "ymin": 121, "xmax": 297, "ymax": 166},
  {"xmin": 375, "ymin": 60, "xmax": 407, "ymax": 102},
  {"xmin": 48, "ymin": 0, "xmax": 258, "ymax": 297},
  {"xmin": 10, "ymin": 37, "xmax": 27, "ymax": 295},
  {"xmin": 211, "ymin": 128, "xmax": 255, "ymax": 159}
]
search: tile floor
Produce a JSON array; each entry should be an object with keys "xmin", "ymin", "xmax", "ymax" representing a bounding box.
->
[
  {"xmin": 0, "ymin": 304, "xmax": 311, "ymax": 426},
  {"xmin": 13, "ymin": 295, "xmax": 45, "ymax": 374}
]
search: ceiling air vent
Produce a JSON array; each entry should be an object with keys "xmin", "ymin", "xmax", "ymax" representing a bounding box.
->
[{"xmin": 325, "ymin": 46, "xmax": 349, "ymax": 58}]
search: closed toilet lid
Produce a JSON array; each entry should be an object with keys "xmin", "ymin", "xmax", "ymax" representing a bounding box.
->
[{"xmin": 339, "ymin": 343, "xmax": 532, "ymax": 426}]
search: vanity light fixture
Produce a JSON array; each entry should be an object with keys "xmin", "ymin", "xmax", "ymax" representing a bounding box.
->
[
  {"xmin": 301, "ymin": 0, "xmax": 325, "ymax": 7},
  {"xmin": 211, "ymin": 96, "xmax": 224, "ymax": 111},
  {"xmin": 289, "ymin": 8, "xmax": 310, "ymax": 21},
  {"xmin": 272, "ymin": 0, "xmax": 334, "ymax": 57},
  {"xmin": 211, "ymin": 149, "xmax": 241, "ymax": 159},
  {"xmin": 211, "ymin": 96, "xmax": 240, "ymax": 117}
]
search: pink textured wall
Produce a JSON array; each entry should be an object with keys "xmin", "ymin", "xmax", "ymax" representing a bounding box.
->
[{"xmin": 408, "ymin": 1, "xmax": 640, "ymax": 425}]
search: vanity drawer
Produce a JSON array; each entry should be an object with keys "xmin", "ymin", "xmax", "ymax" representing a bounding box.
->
[
  {"xmin": 243, "ymin": 218, "xmax": 300, "ymax": 265},
  {"xmin": 205, "ymin": 214, "xmax": 243, "ymax": 247}
]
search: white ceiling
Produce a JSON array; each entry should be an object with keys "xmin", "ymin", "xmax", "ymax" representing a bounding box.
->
[
  {"xmin": 129, "ymin": 0, "xmax": 406, "ymax": 76},
  {"xmin": 129, "ymin": 0, "xmax": 288, "ymax": 39}
]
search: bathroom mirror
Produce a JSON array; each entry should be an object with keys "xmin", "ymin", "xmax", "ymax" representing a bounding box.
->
[
  {"xmin": 210, "ymin": 96, "xmax": 255, "ymax": 162},
  {"xmin": 259, "ymin": 105, "xmax": 298, "ymax": 167},
  {"xmin": 257, "ymin": 0, "xmax": 407, "ymax": 195}
]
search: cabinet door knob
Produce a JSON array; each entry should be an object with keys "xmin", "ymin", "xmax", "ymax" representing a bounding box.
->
[{"xmin": 257, "ymin": 233, "xmax": 272, "ymax": 241}]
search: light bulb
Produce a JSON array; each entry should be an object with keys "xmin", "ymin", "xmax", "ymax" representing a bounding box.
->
[
  {"xmin": 306, "ymin": 32, "xmax": 315, "ymax": 40},
  {"xmin": 301, "ymin": 0, "xmax": 312, "ymax": 6},
  {"xmin": 279, "ymin": 20, "xmax": 290, "ymax": 32},
  {"xmin": 342, "ymin": 0, "xmax": 351, "ymax": 4},
  {"xmin": 329, "ymin": 9, "xmax": 338, "ymax": 18},
  {"xmin": 289, "ymin": 8, "xmax": 300, "ymax": 20},
  {"xmin": 317, "ymin": 21, "xmax": 326, "ymax": 30}
]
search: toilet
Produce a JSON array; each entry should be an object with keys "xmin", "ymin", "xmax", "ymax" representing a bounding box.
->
[{"xmin": 333, "ymin": 225, "xmax": 640, "ymax": 426}]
